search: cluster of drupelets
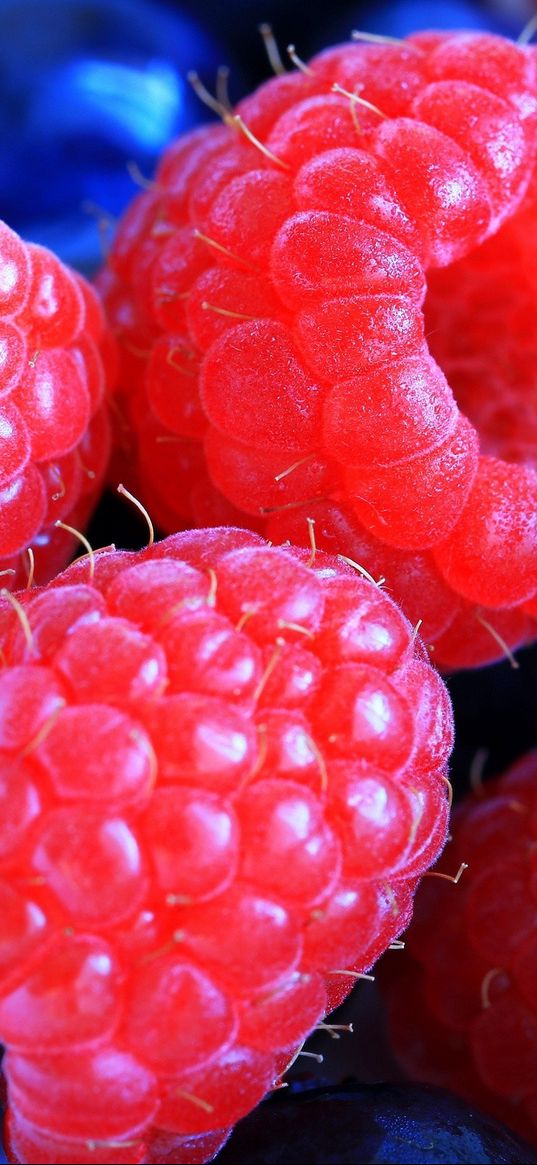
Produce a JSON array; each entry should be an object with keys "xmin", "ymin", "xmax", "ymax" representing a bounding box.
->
[
  {"xmin": 0, "ymin": 226, "xmax": 113, "ymax": 588},
  {"xmin": 0, "ymin": 24, "xmax": 536, "ymax": 1165},
  {"xmin": 383, "ymin": 750, "xmax": 537, "ymax": 1146},
  {"xmin": 99, "ymin": 26, "xmax": 537, "ymax": 671},
  {"xmin": 0, "ymin": 528, "xmax": 454, "ymax": 1164}
]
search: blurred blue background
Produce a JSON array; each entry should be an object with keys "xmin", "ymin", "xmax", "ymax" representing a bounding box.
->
[
  {"xmin": 0, "ymin": 0, "xmax": 224, "ymax": 270},
  {"xmin": 0, "ymin": 0, "xmax": 535, "ymax": 272}
]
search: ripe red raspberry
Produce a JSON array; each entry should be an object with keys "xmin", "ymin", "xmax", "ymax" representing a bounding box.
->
[
  {"xmin": 382, "ymin": 750, "xmax": 537, "ymax": 1147},
  {"xmin": 0, "ymin": 528, "xmax": 452, "ymax": 1164},
  {"xmin": 99, "ymin": 30, "xmax": 537, "ymax": 671},
  {"xmin": 0, "ymin": 221, "xmax": 115, "ymax": 591}
]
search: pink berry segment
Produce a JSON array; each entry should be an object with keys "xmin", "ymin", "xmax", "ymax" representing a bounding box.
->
[
  {"xmin": 0, "ymin": 220, "xmax": 114, "ymax": 589},
  {"xmin": 100, "ymin": 30, "xmax": 537, "ymax": 670},
  {"xmin": 382, "ymin": 750, "xmax": 537, "ymax": 1147},
  {"xmin": 0, "ymin": 529, "xmax": 453, "ymax": 1163}
]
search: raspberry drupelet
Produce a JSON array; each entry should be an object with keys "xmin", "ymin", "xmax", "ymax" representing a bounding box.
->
[
  {"xmin": 0, "ymin": 222, "xmax": 115, "ymax": 591},
  {"xmin": 382, "ymin": 750, "xmax": 537, "ymax": 1148},
  {"xmin": 0, "ymin": 527, "xmax": 453, "ymax": 1164},
  {"xmin": 99, "ymin": 29, "xmax": 537, "ymax": 671}
]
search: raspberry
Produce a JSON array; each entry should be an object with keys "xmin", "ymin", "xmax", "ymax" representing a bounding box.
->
[
  {"xmin": 0, "ymin": 529, "xmax": 452, "ymax": 1164},
  {"xmin": 0, "ymin": 222, "xmax": 114, "ymax": 590},
  {"xmin": 100, "ymin": 30, "xmax": 537, "ymax": 670},
  {"xmin": 382, "ymin": 750, "xmax": 537, "ymax": 1146}
]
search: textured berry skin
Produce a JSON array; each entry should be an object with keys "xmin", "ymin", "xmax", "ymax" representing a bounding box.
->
[
  {"xmin": 382, "ymin": 751, "xmax": 537, "ymax": 1147},
  {"xmin": 0, "ymin": 528, "xmax": 452, "ymax": 1164},
  {"xmin": 0, "ymin": 222, "xmax": 114, "ymax": 590},
  {"xmin": 99, "ymin": 30, "xmax": 537, "ymax": 670}
]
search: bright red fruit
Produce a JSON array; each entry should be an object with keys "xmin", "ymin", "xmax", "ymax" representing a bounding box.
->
[
  {"xmin": 382, "ymin": 750, "xmax": 537, "ymax": 1147},
  {"xmin": 0, "ymin": 221, "xmax": 114, "ymax": 590},
  {"xmin": 99, "ymin": 30, "xmax": 537, "ymax": 670},
  {"xmin": 0, "ymin": 528, "xmax": 453, "ymax": 1163}
]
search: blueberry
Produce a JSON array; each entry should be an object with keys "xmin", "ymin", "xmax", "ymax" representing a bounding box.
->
[{"xmin": 216, "ymin": 1080, "xmax": 537, "ymax": 1164}]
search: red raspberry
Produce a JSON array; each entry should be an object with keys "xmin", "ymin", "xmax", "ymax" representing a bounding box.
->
[
  {"xmin": 382, "ymin": 750, "xmax": 537, "ymax": 1146},
  {"xmin": 99, "ymin": 30, "xmax": 537, "ymax": 670},
  {"xmin": 0, "ymin": 222, "xmax": 115, "ymax": 591},
  {"xmin": 0, "ymin": 528, "xmax": 452, "ymax": 1164}
]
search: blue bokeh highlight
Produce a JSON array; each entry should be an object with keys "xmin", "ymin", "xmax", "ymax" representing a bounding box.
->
[
  {"xmin": 0, "ymin": 0, "xmax": 226, "ymax": 271},
  {"xmin": 356, "ymin": 0, "xmax": 517, "ymax": 37}
]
